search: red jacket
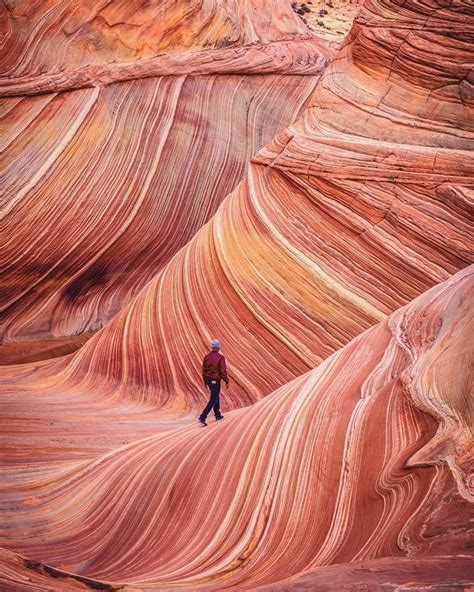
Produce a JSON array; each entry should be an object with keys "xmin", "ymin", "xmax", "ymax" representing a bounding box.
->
[{"xmin": 202, "ymin": 352, "xmax": 229, "ymax": 384}]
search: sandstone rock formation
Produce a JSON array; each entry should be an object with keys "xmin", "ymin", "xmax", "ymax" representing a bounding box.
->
[
  {"xmin": 0, "ymin": 548, "xmax": 108, "ymax": 592},
  {"xmin": 1, "ymin": 0, "xmax": 331, "ymax": 93},
  {"xmin": 1, "ymin": 0, "xmax": 333, "ymax": 357},
  {"xmin": 0, "ymin": 0, "xmax": 472, "ymax": 589},
  {"xmin": 1, "ymin": 266, "xmax": 472, "ymax": 589},
  {"xmin": 2, "ymin": 552, "xmax": 472, "ymax": 591},
  {"xmin": 54, "ymin": 0, "xmax": 473, "ymax": 408},
  {"xmin": 254, "ymin": 557, "xmax": 474, "ymax": 591}
]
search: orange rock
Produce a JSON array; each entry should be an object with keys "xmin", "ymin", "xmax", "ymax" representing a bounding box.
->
[
  {"xmin": 60, "ymin": 0, "xmax": 473, "ymax": 407},
  {"xmin": 1, "ymin": 267, "xmax": 472, "ymax": 588},
  {"xmin": 0, "ymin": 0, "xmax": 472, "ymax": 589},
  {"xmin": 1, "ymin": 1, "xmax": 333, "ymax": 350}
]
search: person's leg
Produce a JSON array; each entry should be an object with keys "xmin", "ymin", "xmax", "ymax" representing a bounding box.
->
[
  {"xmin": 213, "ymin": 380, "xmax": 222, "ymax": 419},
  {"xmin": 200, "ymin": 398, "xmax": 213, "ymax": 421},
  {"xmin": 200, "ymin": 381, "xmax": 219, "ymax": 420}
]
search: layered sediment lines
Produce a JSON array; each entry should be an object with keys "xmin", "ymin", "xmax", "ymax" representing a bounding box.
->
[
  {"xmin": 1, "ymin": 0, "xmax": 473, "ymax": 589},
  {"xmin": 1, "ymin": 268, "xmax": 472, "ymax": 589},
  {"xmin": 1, "ymin": 0, "xmax": 323, "ymax": 91},
  {"xmin": 0, "ymin": 39, "xmax": 333, "ymax": 98},
  {"xmin": 1, "ymin": 0, "xmax": 334, "ymax": 353},
  {"xmin": 254, "ymin": 556, "xmax": 474, "ymax": 591},
  {"xmin": 0, "ymin": 548, "xmax": 111, "ymax": 592},
  {"xmin": 1, "ymin": 73, "xmax": 319, "ymax": 348},
  {"xmin": 2, "ymin": 555, "xmax": 473, "ymax": 592},
  {"xmin": 61, "ymin": 0, "xmax": 474, "ymax": 408}
]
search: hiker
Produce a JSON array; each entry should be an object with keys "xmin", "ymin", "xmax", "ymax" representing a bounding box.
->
[{"xmin": 198, "ymin": 339, "xmax": 229, "ymax": 426}]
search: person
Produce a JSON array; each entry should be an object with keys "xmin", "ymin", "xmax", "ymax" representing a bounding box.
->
[{"xmin": 198, "ymin": 339, "xmax": 229, "ymax": 426}]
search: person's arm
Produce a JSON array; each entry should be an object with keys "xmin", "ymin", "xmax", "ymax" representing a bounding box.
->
[
  {"xmin": 219, "ymin": 355, "xmax": 229, "ymax": 385},
  {"xmin": 202, "ymin": 355, "xmax": 207, "ymax": 384}
]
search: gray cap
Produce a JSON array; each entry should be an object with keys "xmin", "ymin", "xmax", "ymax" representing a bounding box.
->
[{"xmin": 210, "ymin": 339, "xmax": 221, "ymax": 349}]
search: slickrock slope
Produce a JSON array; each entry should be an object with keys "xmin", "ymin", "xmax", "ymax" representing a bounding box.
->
[
  {"xmin": 58, "ymin": 0, "xmax": 474, "ymax": 407},
  {"xmin": 1, "ymin": 1, "xmax": 334, "ymax": 358},
  {"xmin": 0, "ymin": 0, "xmax": 473, "ymax": 590},
  {"xmin": 1, "ymin": 74, "xmax": 320, "ymax": 351},
  {"xmin": 0, "ymin": 548, "xmax": 113, "ymax": 592},
  {"xmin": 3, "ymin": 0, "xmax": 305, "ymax": 70},
  {"xmin": 1, "ymin": 267, "xmax": 472, "ymax": 589},
  {"xmin": 2, "ymin": 555, "xmax": 472, "ymax": 592},
  {"xmin": 254, "ymin": 556, "xmax": 474, "ymax": 591}
]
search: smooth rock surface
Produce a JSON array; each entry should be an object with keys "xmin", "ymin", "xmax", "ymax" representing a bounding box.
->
[
  {"xmin": 1, "ymin": 0, "xmax": 333, "ymax": 352},
  {"xmin": 1, "ymin": 266, "xmax": 472, "ymax": 589},
  {"xmin": 55, "ymin": 0, "xmax": 474, "ymax": 407},
  {"xmin": 0, "ymin": 0, "xmax": 472, "ymax": 590}
]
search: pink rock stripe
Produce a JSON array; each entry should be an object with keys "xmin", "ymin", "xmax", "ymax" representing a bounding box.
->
[
  {"xmin": 1, "ymin": 0, "xmax": 336, "ymax": 356},
  {"xmin": 1, "ymin": 76, "xmax": 322, "ymax": 350}
]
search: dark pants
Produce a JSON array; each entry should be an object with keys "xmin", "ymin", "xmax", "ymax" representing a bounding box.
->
[{"xmin": 200, "ymin": 378, "xmax": 222, "ymax": 420}]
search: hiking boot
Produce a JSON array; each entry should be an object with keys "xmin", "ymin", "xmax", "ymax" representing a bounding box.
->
[
  {"xmin": 198, "ymin": 416, "xmax": 207, "ymax": 427},
  {"xmin": 215, "ymin": 415, "xmax": 224, "ymax": 421}
]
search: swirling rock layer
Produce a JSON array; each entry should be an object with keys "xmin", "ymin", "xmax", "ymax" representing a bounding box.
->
[
  {"xmin": 2, "ymin": 552, "xmax": 472, "ymax": 591},
  {"xmin": 1, "ymin": 0, "xmax": 335, "ymax": 356},
  {"xmin": 0, "ymin": 0, "xmax": 473, "ymax": 589},
  {"xmin": 254, "ymin": 556, "xmax": 474, "ymax": 591},
  {"xmin": 1, "ymin": 73, "xmax": 320, "ymax": 351},
  {"xmin": 0, "ymin": 548, "xmax": 112, "ymax": 592},
  {"xmin": 57, "ymin": 0, "xmax": 473, "ymax": 408},
  {"xmin": 1, "ymin": 0, "xmax": 322, "ymax": 82},
  {"xmin": 1, "ymin": 267, "xmax": 472, "ymax": 589}
]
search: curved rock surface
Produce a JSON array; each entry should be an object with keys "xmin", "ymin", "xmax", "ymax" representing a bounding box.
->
[
  {"xmin": 1, "ymin": 0, "xmax": 326, "ymax": 93},
  {"xmin": 254, "ymin": 556, "xmax": 474, "ymax": 591},
  {"xmin": 2, "ymin": 551, "xmax": 472, "ymax": 591},
  {"xmin": 1, "ymin": 0, "xmax": 334, "ymax": 355},
  {"xmin": 0, "ymin": 548, "xmax": 111, "ymax": 592},
  {"xmin": 55, "ymin": 0, "xmax": 473, "ymax": 408},
  {"xmin": 1, "ymin": 74, "xmax": 320, "ymax": 349},
  {"xmin": 0, "ymin": 0, "xmax": 472, "ymax": 590},
  {"xmin": 1, "ymin": 267, "xmax": 472, "ymax": 589}
]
